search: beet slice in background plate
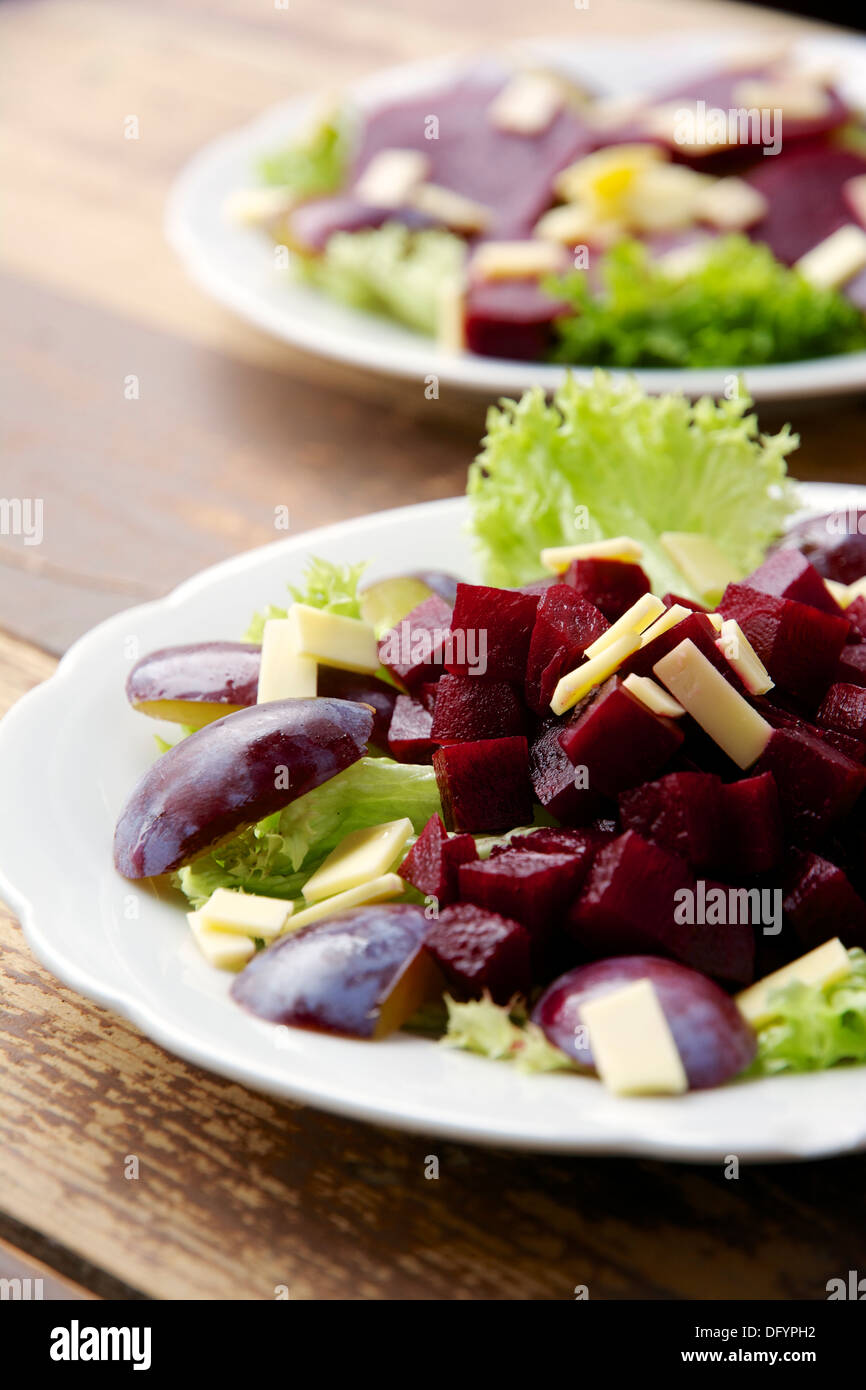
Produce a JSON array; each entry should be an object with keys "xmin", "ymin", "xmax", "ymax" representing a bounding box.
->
[{"xmin": 747, "ymin": 143, "xmax": 866, "ymax": 265}]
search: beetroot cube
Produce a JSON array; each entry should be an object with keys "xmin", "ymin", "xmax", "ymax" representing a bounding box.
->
[
  {"xmin": 846, "ymin": 595, "xmax": 866, "ymax": 642},
  {"xmin": 679, "ymin": 883, "xmax": 756, "ymax": 988},
  {"xmin": 378, "ymin": 594, "xmax": 453, "ymax": 691},
  {"xmin": 621, "ymin": 611, "xmax": 736, "ymax": 684},
  {"xmin": 558, "ymin": 678, "xmax": 684, "ymax": 798},
  {"xmin": 524, "ymin": 585, "xmax": 609, "ymax": 714},
  {"xmin": 520, "ymin": 576, "xmax": 558, "ymax": 597},
  {"xmin": 744, "ymin": 549, "xmax": 844, "ymax": 616},
  {"xmin": 398, "ymin": 813, "xmax": 476, "ymax": 906},
  {"xmin": 430, "ymin": 674, "xmax": 525, "ymax": 743},
  {"xmin": 817, "ymin": 682, "xmax": 866, "ymax": 740},
  {"xmin": 529, "ymin": 717, "xmax": 605, "ymax": 824},
  {"xmin": 387, "ymin": 694, "xmax": 436, "ymax": 763},
  {"xmin": 662, "ymin": 592, "xmax": 707, "ymax": 613},
  {"xmin": 458, "ymin": 848, "xmax": 589, "ymax": 944},
  {"xmin": 425, "ymin": 903, "xmax": 532, "ymax": 1003},
  {"xmin": 505, "ymin": 827, "xmax": 614, "ymax": 857},
  {"xmin": 784, "ymin": 851, "xmax": 866, "ymax": 951},
  {"xmin": 719, "ymin": 773, "xmax": 784, "ymax": 875},
  {"xmin": 562, "ymin": 558, "xmax": 651, "ymax": 622},
  {"xmin": 464, "ymin": 279, "xmax": 567, "ymax": 361},
  {"xmin": 433, "ymin": 736, "xmax": 532, "ymax": 832},
  {"xmin": 837, "ymin": 643, "xmax": 866, "ymax": 688},
  {"xmin": 446, "ymin": 584, "xmax": 539, "ymax": 683},
  {"xmin": 568, "ymin": 831, "xmax": 695, "ymax": 960},
  {"xmin": 619, "ymin": 771, "xmax": 724, "ymax": 870},
  {"xmin": 418, "ymin": 681, "xmax": 441, "ymax": 714},
  {"xmin": 755, "ymin": 726, "xmax": 866, "ymax": 843},
  {"xmin": 719, "ymin": 583, "xmax": 850, "ymax": 708}
]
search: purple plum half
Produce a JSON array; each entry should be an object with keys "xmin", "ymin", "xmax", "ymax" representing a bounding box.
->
[
  {"xmin": 114, "ymin": 697, "xmax": 372, "ymax": 879},
  {"xmin": 532, "ymin": 955, "xmax": 756, "ymax": 1090},
  {"xmin": 126, "ymin": 640, "xmax": 262, "ymax": 727}
]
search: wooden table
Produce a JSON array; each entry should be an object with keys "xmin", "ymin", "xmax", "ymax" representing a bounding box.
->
[{"xmin": 2, "ymin": 0, "xmax": 865, "ymax": 1301}]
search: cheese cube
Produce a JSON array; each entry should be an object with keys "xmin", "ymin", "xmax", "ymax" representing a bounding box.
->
[
  {"xmin": 410, "ymin": 183, "xmax": 490, "ymax": 233},
  {"xmin": 470, "ymin": 240, "xmax": 567, "ymax": 282},
  {"xmin": 825, "ymin": 578, "xmax": 852, "ymax": 607},
  {"xmin": 534, "ymin": 203, "xmax": 623, "ymax": 248},
  {"xmin": 795, "ymin": 224, "xmax": 866, "ymax": 290},
  {"xmin": 732, "ymin": 80, "xmax": 831, "ymax": 121},
  {"xmin": 581, "ymin": 979, "xmax": 688, "ymax": 1096},
  {"xmin": 289, "ymin": 604, "xmax": 379, "ymax": 674},
  {"xmin": 550, "ymin": 632, "xmax": 642, "ymax": 715},
  {"xmin": 706, "ymin": 612, "xmax": 724, "ymax": 632},
  {"xmin": 660, "ymin": 532, "xmax": 736, "ymax": 605},
  {"xmin": 694, "ymin": 177, "xmax": 768, "ymax": 230},
  {"xmin": 354, "ymin": 149, "xmax": 429, "ymax": 207},
  {"xmin": 436, "ymin": 275, "xmax": 467, "ymax": 353},
  {"xmin": 715, "ymin": 618, "xmax": 774, "ymax": 696},
  {"xmin": 283, "ymin": 873, "xmax": 405, "ymax": 932},
  {"xmin": 258, "ymin": 618, "xmax": 318, "ymax": 702},
  {"xmin": 639, "ymin": 603, "xmax": 691, "ymax": 647},
  {"xmin": 736, "ymin": 938, "xmax": 851, "ymax": 1028},
  {"xmin": 626, "ymin": 164, "xmax": 712, "ymax": 234},
  {"xmin": 540, "ymin": 536, "xmax": 643, "ymax": 572},
  {"xmin": 622, "ymin": 673, "xmax": 685, "ymax": 718},
  {"xmin": 302, "ymin": 818, "xmax": 413, "ymax": 904},
  {"xmin": 554, "ymin": 144, "xmax": 664, "ymax": 203},
  {"xmin": 653, "ymin": 638, "xmax": 772, "ymax": 769},
  {"xmin": 488, "ymin": 72, "xmax": 563, "ymax": 135},
  {"xmin": 199, "ymin": 887, "xmax": 293, "ymax": 942},
  {"xmin": 188, "ymin": 911, "xmax": 256, "ymax": 971},
  {"xmin": 583, "ymin": 593, "xmax": 665, "ymax": 659}
]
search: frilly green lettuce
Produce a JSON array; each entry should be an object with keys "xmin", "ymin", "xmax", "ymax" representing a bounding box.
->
[
  {"xmin": 751, "ymin": 948, "xmax": 866, "ymax": 1076},
  {"xmin": 442, "ymin": 994, "xmax": 577, "ymax": 1073}
]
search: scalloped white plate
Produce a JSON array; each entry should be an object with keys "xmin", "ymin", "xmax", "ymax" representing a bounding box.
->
[
  {"xmin": 2, "ymin": 484, "xmax": 866, "ymax": 1160},
  {"xmin": 166, "ymin": 31, "xmax": 866, "ymax": 401}
]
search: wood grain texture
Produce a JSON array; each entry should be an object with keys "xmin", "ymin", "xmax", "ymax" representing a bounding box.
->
[{"xmin": 0, "ymin": 1236, "xmax": 94, "ymax": 1301}]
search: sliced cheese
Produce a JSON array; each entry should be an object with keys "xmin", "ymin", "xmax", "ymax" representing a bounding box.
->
[
  {"xmin": 583, "ymin": 593, "xmax": 665, "ymax": 659},
  {"xmin": 825, "ymin": 577, "xmax": 852, "ymax": 608},
  {"xmin": 199, "ymin": 888, "xmax": 293, "ymax": 942},
  {"xmin": 736, "ymin": 938, "xmax": 851, "ymax": 1028},
  {"xmin": 694, "ymin": 176, "xmax": 767, "ymax": 230},
  {"xmin": 258, "ymin": 617, "xmax": 318, "ymax": 702},
  {"xmin": 625, "ymin": 163, "xmax": 712, "ymax": 234},
  {"xmin": 846, "ymin": 576, "xmax": 866, "ymax": 605},
  {"xmin": 554, "ymin": 144, "xmax": 664, "ymax": 204},
  {"xmin": 639, "ymin": 603, "xmax": 691, "ymax": 648},
  {"xmin": 844, "ymin": 174, "xmax": 866, "ymax": 230},
  {"xmin": 622, "ymin": 673, "xmax": 686, "ymax": 719},
  {"xmin": 534, "ymin": 202, "xmax": 623, "ymax": 248},
  {"xmin": 660, "ymin": 532, "xmax": 736, "ymax": 605},
  {"xmin": 283, "ymin": 873, "xmax": 405, "ymax": 931},
  {"xmin": 715, "ymin": 618, "xmax": 774, "ymax": 696},
  {"xmin": 188, "ymin": 911, "xmax": 256, "ymax": 971},
  {"xmin": 540, "ymin": 536, "xmax": 643, "ymax": 572},
  {"xmin": 653, "ymin": 638, "xmax": 772, "ymax": 769},
  {"xmin": 302, "ymin": 818, "xmax": 413, "ymax": 904},
  {"xmin": 410, "ymin": 182, "xmax": 490, "ymax": 233},
  {"xmin": 582, "ymin": 979, "xmax": 688, "ymax": 1096},
  {"xmin": 706, "ymin": 612, "xmax": 724, "ymax": 632},
  {"xmin": 289, "ymin": 603, "xmax": 379, "ymax": 674},
  {"xmin": 224, "ymin": 186, "xmax": 296, "ymax": 227},
  {"xmin": 732, "ymin": 79, "xmax": 831, "ymax": 121},
  {"xmin": 488, "ymin": 71, "xmax": 563, "ymax": 135},
  {"xmin": 470, "ymin": 240, "xmax": 567, "ymax": 282},
  {"xmin": 354, "ymin": 148, "xmax": 429, "ymax": 207},
  {"xmin": 795, "ymin": 224, "xmax": 866, "ymax": 290},
  {"xmin": 550, "ymin": 632, "xmax": 642, "ymax": 715},
  {"xmin": 436, "ymin": 275, "xmax": 467, "ymax": 353}
]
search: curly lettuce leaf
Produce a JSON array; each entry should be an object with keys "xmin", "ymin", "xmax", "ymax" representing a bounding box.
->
[
  {"xmin": 442, "ymin": 994, "xmax": 577, "ymax": 1073},
  {"xmin": 467, "ymin": 371, "xmax": 799, "ymax": 595},
  {"xmin": 176, "ymin": 757, "xmax": 441, "ymax": 907},
  {"xmin": 751, "ymin": 948, "xmax": 866, "ymax": 1076},
  {"xmin": 244, "ymin": 556, "xmax": 367, "ymax": 642},
  {"xmin": 297, "ymin": 222, "xmax": 465, "ymax": 335},
  {"xmin": 547, "ymin": 236, "xmax": 866, "ymax": 369},
  {"xmin": 258, "ymin": 111, "xmax": 349, "ymax": 196}
]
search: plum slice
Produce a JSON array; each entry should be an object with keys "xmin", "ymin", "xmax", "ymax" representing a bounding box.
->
[
  {"xmin": 532, "ymin": 955, "xmax": 756, "ymax": 1090},
  {"xmin": 126, "ymin": 641, "xmax": 262, "ymax": 728},
  {"xmin": 316, "ymin": 666, "xmax": 397, "ymax": 750},
  {"xmin": 425, "ymin": 903, "xmax": 532, "ymax": 1004},
  {"xmin": 114, "ymin": 697, "xmax": 372, "ymax": 879},
  {"xmin": 231, "ymin": 903, "xmax": 442, "ymax": 1038},
  {"xmin": 398, "ymin": 813, "xmax": 476, "ymax": 906}
]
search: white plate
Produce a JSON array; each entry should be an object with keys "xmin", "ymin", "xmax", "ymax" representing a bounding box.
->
[
  {"xmin": 2, "ymin": 484, "xmax": 866, "ymax": 1160},
  {"xmin": 166, "ymin": 31, "xmax": 866, "ymax": 402}
]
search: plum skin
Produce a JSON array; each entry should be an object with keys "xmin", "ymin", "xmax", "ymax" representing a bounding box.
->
[
  {"xmin": 126, "ymin": 641, "xmax": 262, "ymax": 727},
  {"xmin": 532, "ymin": 955, "xmax": 757, "ymax": 1090},
  {"xmin": 114, "ymin": 697, "xmax": 372, "ymax": 879}
]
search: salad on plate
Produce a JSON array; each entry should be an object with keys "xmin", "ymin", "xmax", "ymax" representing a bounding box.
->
[
  {"xmin": 114, "ymin": 374, "xmax": 866, "ymax": 1100},
  {"xmin": 228, "ymin": 48, "xmax": 866, "ymax": 369}
]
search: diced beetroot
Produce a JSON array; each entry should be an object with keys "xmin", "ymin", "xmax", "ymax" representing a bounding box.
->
[
  {"xmin": 524, "ymin": 585, "xmax": 609, "ymax": 714},
  {"xmin": 755, "ymin": 726, "xmax": 866, "ymax": 843},
  {"xmin": 433, "ymin": 736, "xmax": 532, "ymax": 832},
  {"xmin": 378, "ymin": 594, "xmax": 453, "ymax": 691},
  {"xmin": 520, "ymin": 576, "xmax": 558, "ymax": 597},
  {"xmin": 744, "ymin": 549, "xmax": 844, "ymax": 616},
  {"xmin": 505, "ymin": 826, "xmax": 615, "ymax": 858},
  {"xmin": 837, "ymin": 644, "xmax": 866, "ymax": 689},
  {"xmin": 464, "ymin": 279, "xmax": 568, "ymax": 361},
  {"xmin": 458, "ymin": 848, "xmax": 589, "ymax": 947},
  {"xmin": 446, "ymin": 583, "xmax": 539, "ymax": 684},
  {"xmin": 528, "ymin": 716, "xmax": 605, "ymax": 825},
  {"xmin": 562, "ymin": 558, "xmax": 651, "ymax": 622},
  {"xmin": 747, "ymin": 143, "xmax": 866, "ymax": 266},
  {"xmin": 719, "ymin": 773, "xmax": 784, "ymax": 875},
  {"xmin": 316, "ymin": 667, "xmax": 397, "ymax": 751},
  {"xmin": 718, "ymin": 583, "xmax": 850, "ymax": 708},
  {"xmin": 846, "ymin": 596, "xmax": 866, "ymax": 643},
  {"xmin": 679, "ymin": 879, "xmax": 756, "ymax": 988},
  {"xmin": 773, "ymin": 508, "xmax": 866, "ymax": 585},
  {"xmin": 817, "ymin": 682, "xmax": 866, "ymax": 740},
  {"xmin": 430, "ymin": 674, "xmax": 525, "ymax": 743},
  {"xmin": 663, "ymin": 592, "xmax": 707, "ymax": 613},
  {"xmin": 784, "ymin": 850, "xmax": 866, "ymax": 951},
  {"xmin": 619, "ymin": 771, "xmax": 723, "ymax": 870},
  {"xmin": 424, "ymin": 903, "xmax": 532, "ymax": 1004},
  {"xmin": 558, "ymin": 677, "xmax": 685, "ymax": 798},
  {"xmin": 387, "ymin": 694, "xmax": 436, "ymax": 763},
  {"xmin": 757, "ymin": 696, "xmax": 866, "ymax": 765},
  {"xmin": 418, "ymin": 681, "xmax": 442, "ymax": 714},
  {"xmin": 398, "ymin": 813, "xmax": 476, "ymax": 906},
  {"xmin": 621, "ymin": 610, "xmax": 736, "ymax": 684}
]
